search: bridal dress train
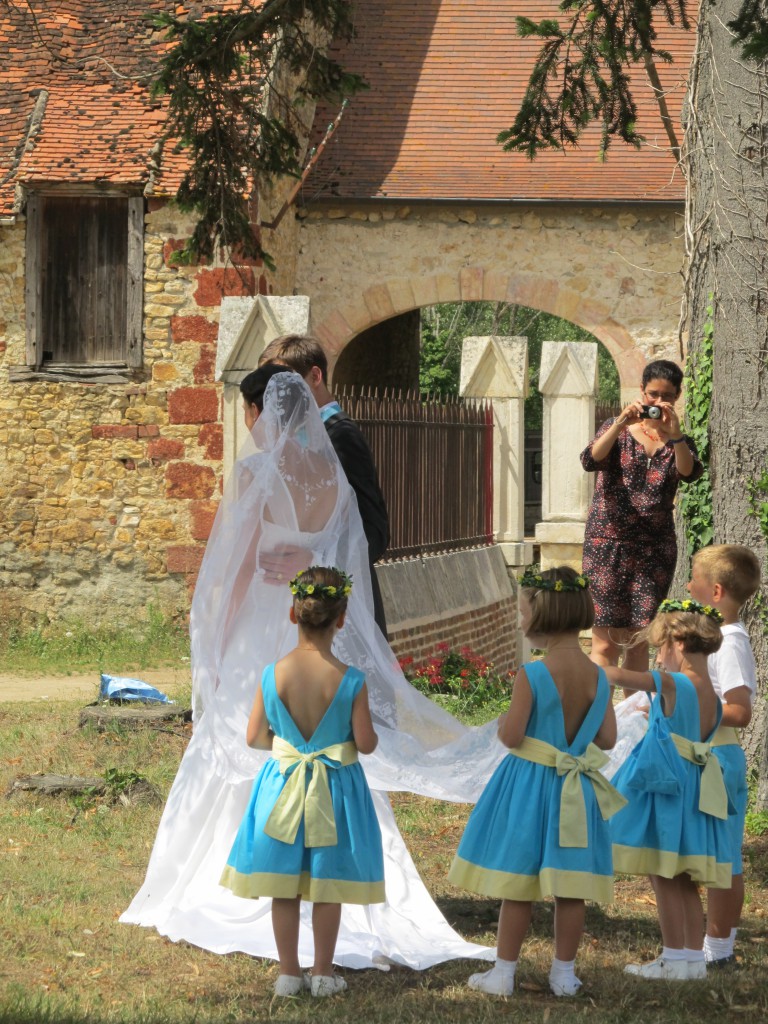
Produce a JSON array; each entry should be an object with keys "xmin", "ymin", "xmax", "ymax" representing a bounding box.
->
[{"xmin": 121, "ymin": 373, "xmax": 503, "ymax": 969}]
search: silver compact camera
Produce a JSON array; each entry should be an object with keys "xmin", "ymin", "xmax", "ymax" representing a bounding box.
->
[{"xmin": 640, "ymin": 404, "xmax": 662, "ymax": 420}]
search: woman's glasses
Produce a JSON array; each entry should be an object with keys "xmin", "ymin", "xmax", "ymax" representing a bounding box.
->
[{"xmin": 643, "ymin": 389, "xmax": 677, "ymax": 403}]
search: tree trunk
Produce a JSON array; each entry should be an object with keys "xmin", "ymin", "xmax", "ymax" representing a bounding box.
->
[{"xmin": 681, "ymin": 0, "xmax": 768, "ymax": 806}]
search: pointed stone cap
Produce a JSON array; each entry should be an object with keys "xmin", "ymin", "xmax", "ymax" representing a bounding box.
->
[
  {"xmin": 538, "ymin": 341, "xmax": 597, "ymax": 396},
  {"xmin": 215, "ymin": 295, "xmax": 311, "ymax": 382},
  {"xmin": 460, "ymin": 336, "xmax": 528, "ymax": 399}
]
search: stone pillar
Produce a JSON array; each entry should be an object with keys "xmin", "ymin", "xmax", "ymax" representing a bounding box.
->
[
  {"xmin": 534, "ymin": 341, "xmax": 598, "ymax": 570},
  {"xmin": 215, "ymin": 295, "xmax": 311, "ymax": 483},
  {"xmin": 460, "ymin": 336, "xmax": 533, "ymax": 569}
]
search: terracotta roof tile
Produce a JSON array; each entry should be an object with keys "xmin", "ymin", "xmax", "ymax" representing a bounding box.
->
[
  {"xmin": 306, "ymin": 0, "xmax": 694, "ymax": 204},
  {"xmin": 1, "ymin": 2, "xmax": 694, "ymax": 219},
  {"xmin": 0, "ymin": 1, "xmax": 250, "ymax": 216}
]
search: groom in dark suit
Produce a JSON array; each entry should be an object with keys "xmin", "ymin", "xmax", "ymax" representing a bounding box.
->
[{"xmin": 257, "ymin": 335, "xmax": 390, "ymax": 634}]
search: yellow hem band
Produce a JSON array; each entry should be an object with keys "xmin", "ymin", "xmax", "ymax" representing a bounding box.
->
[
  {"xmin": 448, "ymin": 856, "xmax": 614, "ymax": 903},
  {"xmin": 219, "ymin": 866, "xmax": 386, "ymax": 905},
  {"xmin": 612, "ymin": 844, "xmax": 732, "ymax": 888}
]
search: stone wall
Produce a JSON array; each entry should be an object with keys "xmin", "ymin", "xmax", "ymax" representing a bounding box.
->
[
  {"xmin": 0, "ymin": 200, "xmax": 283, "ymax": 625},
  {"xmin": 295, "ymin": 201, "xmax": 685, "ymax": 400}
]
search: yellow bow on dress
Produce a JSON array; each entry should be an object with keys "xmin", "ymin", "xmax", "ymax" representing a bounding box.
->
[
  {"xmin": 263, "ymin": 736, "xmax": 358, "ymax": 848},
  {"xmin": 512, "ymin": 736, "xmax": 628, "ymax": 848},
  {"xmin": 670, "ymin": 734, "xmax": 729, "ymax": 820}
]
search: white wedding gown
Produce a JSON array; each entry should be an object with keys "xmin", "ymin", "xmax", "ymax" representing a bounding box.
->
[{"xmin": 121, "ymin": 374, "xmax": 502, "ymax": 969}]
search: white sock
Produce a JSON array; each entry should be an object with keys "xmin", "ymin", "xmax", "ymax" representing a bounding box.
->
[
  {"xmin": 661, "ymin": 946, "xmax": 687, "ymax": 961},
  {"xmin": 685, "ymin": 948, "xmax": 705, "ymax": 963},
  {"xmin": 550, "ymin": 957, "xmax": 578, "ymax": 983},
  {"xmin": 703, "ymin": 934, "xmax": 733, "ymax": 961},
  {"xmin": 491, "ymin": 957, "xmax": 517, "ymax": 983}
]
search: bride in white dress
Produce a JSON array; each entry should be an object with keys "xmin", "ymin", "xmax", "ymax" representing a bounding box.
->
[{"xmin": 121, "ymin": 371, "xmax": 503, "ymax": 969}]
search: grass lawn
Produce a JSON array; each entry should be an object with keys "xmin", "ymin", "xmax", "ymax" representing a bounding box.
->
[{"xmin": 1, "ymin": 684, "xmax": 767, "ymax": 1024}]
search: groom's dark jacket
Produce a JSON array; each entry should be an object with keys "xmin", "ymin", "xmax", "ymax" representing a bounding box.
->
[{"xmin": 324, "ymin": 409, "xmax": 389, "ymax": 632}]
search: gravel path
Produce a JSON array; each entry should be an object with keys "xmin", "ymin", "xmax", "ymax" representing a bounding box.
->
[{"xmin": 0, "ymin": 666, "xmax": 190, "ymax": 702}]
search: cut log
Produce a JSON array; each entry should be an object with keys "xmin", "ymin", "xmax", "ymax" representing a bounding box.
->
[
  {"xmin": 8, "ymin": 774, "xmax": 104, "ymax": 796},
  {"xmin": 78, "ymin": 703, "xmax": 192, "ymax": 731},
  {"xmin": 6, "ymin": 773, "xmax": 162, "ymax": 805}
]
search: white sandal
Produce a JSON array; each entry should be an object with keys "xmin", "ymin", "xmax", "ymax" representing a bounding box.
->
[
  {"xmin": 273, "ymin": 973, "xmax": 310, "ymax": 996},
  {"xmin": 310, "ymin": 974, "xmax": 348, "ymax": 997}
]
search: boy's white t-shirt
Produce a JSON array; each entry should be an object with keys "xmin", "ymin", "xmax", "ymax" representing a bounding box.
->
[{"xmin": 707, "ymin": 622, "xmax": 758, "ymax": 706}]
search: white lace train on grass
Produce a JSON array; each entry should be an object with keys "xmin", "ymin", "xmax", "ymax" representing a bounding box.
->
[{"xmin": 121, "ymin": 373, "xmax": 502, "ymax": 969}]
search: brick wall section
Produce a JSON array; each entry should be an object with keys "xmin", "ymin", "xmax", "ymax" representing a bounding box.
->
[
  {"xmin": 198, "ymin": 423, "xmax": 223, "ymax": 460},
  {"xmin": 387, "ymin": 594, "xmax": 518, "ymax": 676},
  {"xmin": 376, "ymin": 547, "xmax": 521, "ymax": 679},
  {"xmin": 297, "ymin": 203, "xmax": 684, "ymax": 391}
]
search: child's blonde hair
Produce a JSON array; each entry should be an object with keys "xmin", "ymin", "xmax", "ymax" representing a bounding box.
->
[
  {"xmin": 692, "ymin": 544, "xmax": 761, "ymax": 606},
  {"xmin": 520, "ymin": 566, "xmax": 594, "ymax": 635},
  {"xmin": 643, "ymin": 607, "xmax": 722, "ymax": 656}
]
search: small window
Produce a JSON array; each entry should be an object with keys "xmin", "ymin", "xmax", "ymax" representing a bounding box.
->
[{"xmin": 25, "ymin": 193, "xmax": 143, "ymax": 372}]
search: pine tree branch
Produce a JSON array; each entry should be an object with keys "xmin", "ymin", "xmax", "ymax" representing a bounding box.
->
[
  {"xmin": 502, "ymin": 2, "xmax": 690, "ymax": 160},
  {"xmin": 642, "ymin": 51, "xmax": 682, "ymax": 162}
]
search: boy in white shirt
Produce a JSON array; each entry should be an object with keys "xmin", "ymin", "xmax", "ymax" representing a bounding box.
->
[{"xmin": 687, "ymin": 544, "xmax": 762, "ymax": 967}]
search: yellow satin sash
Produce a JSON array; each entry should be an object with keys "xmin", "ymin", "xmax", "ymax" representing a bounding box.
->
[
  {"xmin": 670, "ymin": 733, "xmax": 729, "ymax": 819},
  {"xmin": 264, "ymin": 737, "xmax": 358, "ymax": 848},
  {"xmin": 711, "ymin": 725, "xmax": 740, "ymax": 747},
  {"xmin": 511, "ymin": 736, "xmax": 627, "ymax": 849}
]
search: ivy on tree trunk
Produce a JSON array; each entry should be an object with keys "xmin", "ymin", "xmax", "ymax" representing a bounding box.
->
[{"xmin": 681, "ymin": 0, "xmax": 768, "ymax": 804}]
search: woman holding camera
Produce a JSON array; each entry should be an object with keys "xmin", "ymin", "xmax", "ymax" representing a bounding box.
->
[{"xmin": 579, "ymin": 359, "xmax": 703, "ymax": 671}]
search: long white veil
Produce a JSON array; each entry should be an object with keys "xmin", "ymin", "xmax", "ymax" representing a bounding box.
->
[{"xmin": 122, "ymin": 373, "xmax": 502, "ymax": 968}]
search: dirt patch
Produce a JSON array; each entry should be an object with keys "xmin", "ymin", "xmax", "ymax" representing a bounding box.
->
[{"xmin": 0, "ymin": 666, "xmax": 191, "ymax": 703}]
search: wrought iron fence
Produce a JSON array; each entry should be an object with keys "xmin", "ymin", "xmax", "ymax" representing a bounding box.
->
[
  {"xmin": 595, "ymin": 401, "xmax": 623, "ymax": 431},
  {"xmin": 336, "ymin": 387, "xmax": 494, "ymax": 560}
]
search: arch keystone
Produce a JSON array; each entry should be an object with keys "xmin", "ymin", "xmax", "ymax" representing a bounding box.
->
[{"xmin": 459, "ymin": 267, "xmax": 484, "ymax": 302}]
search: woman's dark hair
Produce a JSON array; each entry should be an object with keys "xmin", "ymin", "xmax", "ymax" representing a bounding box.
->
[
  {"xmin": 641, "ymin": 359, "xmax": 683, "ymax": 396},
  {"xmin": 240, "ymin": 363, "xmax": 293, "ymax": 412},
  {"xmin": 293, "ymin": 567, "xmax": 349, "ymax": 632}
]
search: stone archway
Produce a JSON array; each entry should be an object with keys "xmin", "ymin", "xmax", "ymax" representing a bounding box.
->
[
  {"xmin": 313, "ymin": 266, "xmax": 646, "ymax": 395},
  {"xmin": 296, "ymin": 201, "xmax": 683, "ymax": 402}
]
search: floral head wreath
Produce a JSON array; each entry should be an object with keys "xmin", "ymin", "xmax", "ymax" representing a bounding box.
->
[
  {"xmin": 657, "ymin": 598, "xmax": 724, "ymax": 624},
  {"xmin": 289, "ymin": 567, "xmax": 353, "ymax": 600},
  {"xmin": 517, "ymin": 568, "xmax": 590, "ymax": 593}
]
